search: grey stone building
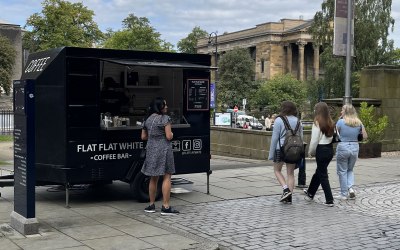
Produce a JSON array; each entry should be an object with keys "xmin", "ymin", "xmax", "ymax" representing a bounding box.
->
[{"xmin": 197, "ymin": 18, "xmax": 321, "ymax": 82}]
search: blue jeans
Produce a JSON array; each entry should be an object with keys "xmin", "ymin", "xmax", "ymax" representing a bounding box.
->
[{"xmin": 336, "ymin": 142, "xmax": 359, "ymax": 196}]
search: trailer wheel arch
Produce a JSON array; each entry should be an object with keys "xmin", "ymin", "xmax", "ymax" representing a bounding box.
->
[{"xmin": 130, "ymin": 172, "xmax": 162, "ymax": 202}]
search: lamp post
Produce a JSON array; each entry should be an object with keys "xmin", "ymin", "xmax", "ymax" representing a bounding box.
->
[
  {"xmin": 343, "ymin": 0, "xmax": 353, "ymax": 105},
  {"xmin": 208, "ymin": 32, "xmax": 218, "ymax": 112}
]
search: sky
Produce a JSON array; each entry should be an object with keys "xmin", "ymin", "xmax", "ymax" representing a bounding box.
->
[{"xmin": 1, "ymin": 0, "xmax": 399, "ymax": 49}]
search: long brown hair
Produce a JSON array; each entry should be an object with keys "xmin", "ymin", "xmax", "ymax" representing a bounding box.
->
[{"xmin": 314, "ymin": 102, "xmax": 334, "ymax": 137}]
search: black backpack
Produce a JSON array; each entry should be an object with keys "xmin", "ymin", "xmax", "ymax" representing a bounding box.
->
[{"xmin": 278, "ymin": 116, "xmax": 304, "ymax": 164}]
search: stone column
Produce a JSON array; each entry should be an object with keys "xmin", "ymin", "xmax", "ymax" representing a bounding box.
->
[
  {"xmin": 313, "ymin": 44, "xmax": 320, "ymax": 80},
  {"xmin": 285, "ymin": 43, "xmax": 292, "ymax": 74},
  {"xmin": 297, "ymin": 40, "xmax": 307, "ymax": 81}
]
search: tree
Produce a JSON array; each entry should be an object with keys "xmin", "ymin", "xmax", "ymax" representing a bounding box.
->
[
  {"xmin": 103, "ymin": 14, "xmax": 174, "ymax": 52},
  {"xmin": 390, "ymin": 48, "xmax": 400, "ymax": 64},
  {"xmin": 217, "ymin": 48, "xmax": 257, "ymax": 110},
  {"xmin": 309, "ymin": 0, "xmax": 396, "ymax": 98},
  {"xmin": 177, "ymin": 26, "xmax": 208, "ymax": 54},
  {"xmin": 0, "ymin": 35, "xmax": 16, "ymax": 95},
  {"xmin": 254, "ymin": 74, "xmax": 307, "ymax": 115},
  {"xmin": 23, "ymin": 0, "xmax": 103, "ymax": 52}
]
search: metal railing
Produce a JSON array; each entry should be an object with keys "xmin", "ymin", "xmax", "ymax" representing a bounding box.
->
[{"xmin": 0, "ymin": 110, "xmax": 13, "ymax": 135}]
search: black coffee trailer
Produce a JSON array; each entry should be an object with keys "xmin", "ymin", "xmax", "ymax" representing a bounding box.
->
[{"xmin": 14, "ymin": 47, "xmax": 213, "ymax": 204}]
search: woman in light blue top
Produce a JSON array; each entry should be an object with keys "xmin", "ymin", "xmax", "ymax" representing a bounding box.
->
[
  {"xmin": 268, "ymin": 101, "xmax": 303, "ymax": 203},
  {"xmin": 336, "ymin": 104, "xmax": 368, "ymax": 200}
]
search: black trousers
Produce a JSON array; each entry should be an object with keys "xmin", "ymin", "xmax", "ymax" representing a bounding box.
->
[
  {"xmin": 297, "ymin": 158, "xmax": 306, "ymax": 186},
  {"xmin": 307, "ymin": 144, "xmax": 334, "ymax": 202}
]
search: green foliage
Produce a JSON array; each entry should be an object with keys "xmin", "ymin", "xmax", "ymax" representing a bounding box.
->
[
  {"xmin": 217, "ymin": 48, "xmax": 257, "ymax": 109},
  {"xmin": 0, "ymin": 35, "xmax": 16, "ymax": 95},
  {"xmin": 358, "ymin": 102, "xmax": 389, "ymax": 143},
  {"xmin": 103, "ymin": 13, "xmax": 174, "ymax": 52},
  {"xmin": 391, "ymin": 48, "xmax": 400, "ymax": 65},
  {"xmin": 0, "ymin": 135, "xmax": 13, "ymax": 142},
  {"xmin": 177, "ymin": 26, "xmax": 208, "ymax": 54},
  {"xmin": 309, "ymin": 0, "xmax": 396, "ymax": 97},
  {"xmin": 23, "ymin": 0, "xmax": 103, "ymax": 52},
  {"xmin": 254, "ymin": 74, "xmax": 307, "ymax": 115},
  {"xmin": 306, "ymin": 53, "xmax": 360, "ymax": 105}
]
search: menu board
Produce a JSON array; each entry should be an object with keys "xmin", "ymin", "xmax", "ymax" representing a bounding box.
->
[{"xmin": 187, "ymin": 79, "xmax": 209, "ymax": 111}]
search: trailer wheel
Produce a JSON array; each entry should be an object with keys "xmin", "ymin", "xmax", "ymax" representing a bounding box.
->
[{"xmin": 131, "ymin": 172, "xmax": 162, "ymax": 202}]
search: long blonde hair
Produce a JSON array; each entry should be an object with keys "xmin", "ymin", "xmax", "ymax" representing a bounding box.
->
[{"xmin": 342, "ymin": 104, "xmax": 362, "ymax": 127}]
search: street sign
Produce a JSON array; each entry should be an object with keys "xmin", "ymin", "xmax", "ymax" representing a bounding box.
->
[{"xmin": 233, "ymin": 106, "xmax": 238, "ymax": 113}]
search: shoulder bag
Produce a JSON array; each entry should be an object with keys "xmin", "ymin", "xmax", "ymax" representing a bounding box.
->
[
  {"xmin": 332, "ymin": 126, "xmax": 341, "ymax": 143},
  {"xmin": 357, "ymin": 125, "xmax": 363, "ymax": 141}
]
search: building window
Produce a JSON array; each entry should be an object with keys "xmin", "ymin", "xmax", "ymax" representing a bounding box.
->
[{"xmin": 261, "ymin": 59, "xmax": 265, "ymax": 73}]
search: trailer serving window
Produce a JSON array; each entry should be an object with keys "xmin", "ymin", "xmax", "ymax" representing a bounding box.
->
[{"xmin": 99, "ymin": 59, "xmax": 210, "ymax": 130}]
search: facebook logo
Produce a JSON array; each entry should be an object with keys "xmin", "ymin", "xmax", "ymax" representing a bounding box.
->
[{"xmin": 182, "ymin": 140, "xmax": 191, "ymax": 151}]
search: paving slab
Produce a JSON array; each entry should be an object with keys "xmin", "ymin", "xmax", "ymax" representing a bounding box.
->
[
  {"xmin": 1, "ymin": 140, "xmax": 400, "ymax": 249},
  {"xmin": 82, "ymin": 235, "xmax": 154, "ymax": 250},
  {"xmin": 59, "ymin": 224, "xmax": 125, "ymax": 241},
  {"xmin": 12, "ymin": 231, "xmax": 83, "ymax": 250},
  {"xmin": 114, "ymin": 222, "xmax": 171, "ymax": 238},
  {"xmin": 141, "ymin": 234, "xmax": 199, "ymax": 250}
]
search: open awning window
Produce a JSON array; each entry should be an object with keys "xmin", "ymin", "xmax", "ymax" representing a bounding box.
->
[{"xmin": 101, "ymin": 58, "xmax": 217, "ymax": 70}]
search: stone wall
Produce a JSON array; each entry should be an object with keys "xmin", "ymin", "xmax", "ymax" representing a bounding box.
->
[
  {"xmin": 0, "ymin": 95, "xmax": 13, "ymax": 110},
  {"xmin": 211, "ymin": 127, "xmax": 311, "ymax": 160},
  {"xmin": 0, "ymin": 23, "xmax": 23, "ymax": 87},
  {"xmin": 360, "ymin": 65, "xmax": 400, "ymax": 151}
]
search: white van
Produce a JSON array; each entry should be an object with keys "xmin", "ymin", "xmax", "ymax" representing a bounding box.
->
[{"xmin": 236, "ymin": 115, "xmax": 263, "ymax": 130}]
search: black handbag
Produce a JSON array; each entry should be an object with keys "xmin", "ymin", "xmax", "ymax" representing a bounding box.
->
[
  {"xmin": 140, "ymin": 148, "xmax": 146, "ymax": 159},
  {"xmin": 358, "ymin": 126, "xmax": 363, "ymax": 141},
  {"xmin": 332, "ymin": 127, "xmax": 341, "ymax": 143}
]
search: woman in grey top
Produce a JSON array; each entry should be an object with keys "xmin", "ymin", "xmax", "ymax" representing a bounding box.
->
[
  {"xmin": 141, "ymin": 97, "xmax": 179, "ymax": 215},
  {"xmin": 268, "ymin": 101, "xmax": 303, "ymax": 203}
]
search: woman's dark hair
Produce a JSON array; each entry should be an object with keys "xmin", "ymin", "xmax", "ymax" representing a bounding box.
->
[
  {"xmin": 314, "ymin": 102, "xmax": 334, "ymax": 137},
  {"xmin": 279, "ymin": 101, "xmax": 298, "ymax": 116},
  {"xmin": 147, "ymin": 97, "xmax": 166, "ymax": 116}
]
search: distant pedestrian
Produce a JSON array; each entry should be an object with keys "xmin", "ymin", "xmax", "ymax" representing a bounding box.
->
[
  {"xmin": 335, "ymin": 104, "xmax": 368, "ymax": 200},
  {"xmin": 270, "ymin": 114, "xmax": 277, "ymax": 130},
  {"xmin": 268, "ymin": 101, "xmax": 303, "ymax": 203},
  {"xmin": 304, "ymin": 102, "xmax": 335, "ymax": 206},
  {"xmin": 243, "ymin": 118, "xmax": 251, "ymax": 129},
  {"xmin": 265, "ymin": 115, "xmax": 272, "ymax": 131},
  {"xmin": 141, "ymin": 97, "xmax": 179, "ymax": 215}
]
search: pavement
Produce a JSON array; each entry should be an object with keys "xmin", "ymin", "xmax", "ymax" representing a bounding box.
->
[{"xmin": 1, "ymin": 140, "xmax": 400, "ymax": 249}]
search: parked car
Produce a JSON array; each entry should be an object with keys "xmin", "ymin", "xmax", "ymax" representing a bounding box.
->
[{"xmin": 250, "ymin": 120, "xmax": 263, "ymax": 130}]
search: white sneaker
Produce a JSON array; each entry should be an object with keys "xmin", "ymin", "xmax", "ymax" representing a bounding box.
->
[
  {"xmin": 334, "ymin": 195, "xmax": 348, "ymax": 201},
  {"xmin": 323, "ymin": 201, "xmax": 335, "ymax": 207},
  {"xmin": 304, "ymin": 195, "xmax": 313, "ymax": 202},
  {"xmin": 348, "ymin": 188, "xmax": 356, "ymax": 199}
]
